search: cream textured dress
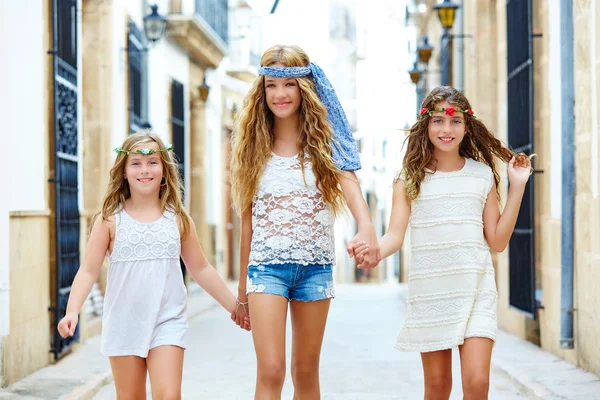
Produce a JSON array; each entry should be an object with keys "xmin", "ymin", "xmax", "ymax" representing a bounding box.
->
[{"xmin": 396, "ymin": 158, "xmax": 498, "ymax": 353}]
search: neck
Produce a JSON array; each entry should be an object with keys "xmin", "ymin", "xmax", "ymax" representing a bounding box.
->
[
  {"xmin": 272, "ymin": 114, "xmax": 301, "ymax": 153},
  {"xmin": 431, "ymin": 150, "xmax": 465, "ymax": 171},
  {"xmin": 127, "ymin": 191, "xmax": 162, "ymax": 210}
]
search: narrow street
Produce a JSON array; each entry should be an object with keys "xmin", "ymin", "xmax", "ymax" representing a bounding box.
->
[{"xmin": 94, "ymin": 284, "xmax": 528, "ymax": 399}]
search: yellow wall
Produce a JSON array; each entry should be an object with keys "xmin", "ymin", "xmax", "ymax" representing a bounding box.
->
[
  {"xmin": 3, "ymin": 213, "xmax": 51, "ymax": 385},
  {"xmin": 571, "ymin": 0, "xmax": 600, "ymax": 375}
]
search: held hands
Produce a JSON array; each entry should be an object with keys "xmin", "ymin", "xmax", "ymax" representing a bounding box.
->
[
  {"xmin": 346, "ymin": 225, "xmax": 380, "ymax": 269},
  {"xmin": 57, "ymin": 312, "xmax": 79, "ymax": 338},
  {"xmin": 508, "ymin": 154, "xmax": 535, "ymax": 188},
  {"xmin": 231, "ymin": 297, "xmax": 251, "ymax": 331}
]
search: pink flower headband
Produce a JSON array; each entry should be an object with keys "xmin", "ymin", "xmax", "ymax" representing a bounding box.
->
[{"xmin": 418, "ymin": 107, "xmax": 476, "ymax": 119}]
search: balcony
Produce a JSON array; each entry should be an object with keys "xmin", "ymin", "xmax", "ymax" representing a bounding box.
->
[{"xmin": 166, "ymin": 0, "xmax": 229, "ymax": 69}]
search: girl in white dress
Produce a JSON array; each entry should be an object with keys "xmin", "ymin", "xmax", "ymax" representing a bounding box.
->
[
  {"xmin": 57, "ymin": 131, "xmax": 249, "ymax": 399},
  {"xmin": 354, "ymin": 86, "xmax": 533, "ymax": 400}
]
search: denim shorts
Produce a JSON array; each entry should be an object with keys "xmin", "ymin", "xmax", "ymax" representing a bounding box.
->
[{"xmin": 246, "ymin": 263, "xmax": 335, "ymax": 302}]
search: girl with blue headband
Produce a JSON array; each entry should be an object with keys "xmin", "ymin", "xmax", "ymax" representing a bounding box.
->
[{"xmin": 230, "ymin": 44, "xmax": 380, "ymax": 398}]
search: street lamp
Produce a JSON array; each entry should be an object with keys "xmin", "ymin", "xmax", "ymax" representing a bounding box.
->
[
  {"xmin": 434, "ymin": 0, "xmax": 460, "ymax": 86},
  {"xmin": 409, "ymin": 61, "xmax": 426, "ymax": 112},
  {"xmin": 409, "ymin": 61, "xmax": 422, "ymax": 85},
  {"xmin": 434, "ymin": 0, "xmax": 460, "ymax": 30},
  {"xmin": 199, "ymin": 76, "xmax": 210, "ymax": 102},
  {"xmin": 143, "ymin": 4, "xmax": 167, "ymax": 44},
  {"xmin": 417, "ymin": 36, "xmax": 434, "ymax": 65}
]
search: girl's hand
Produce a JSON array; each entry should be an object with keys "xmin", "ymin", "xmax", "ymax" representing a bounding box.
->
[
  {"xmin": 508, "ymin": 155, "xmax": 533, "ymax": 188},
  {"xmin": 231, "ymin": 298, "xmax": 251, "ymax": 331},
  {"xmin": 57, "ymin": 312, "xmax": 78, "ymax": 338},
  {"xmin": 352, "ymin": 241, "xmax": 370, "ymax": 265},
  {"xmin": 347, "ymin": 225, "xmax": 380, "ymax": 269}
]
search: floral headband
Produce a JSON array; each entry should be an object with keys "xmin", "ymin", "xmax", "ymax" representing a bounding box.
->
[
  {"xmin": 418, "ymin": 107, "xmax": 476, "ymax": 119},
  {"xmin": 113, "ymin": 144, "xmax": 173, "ymax": 155}
]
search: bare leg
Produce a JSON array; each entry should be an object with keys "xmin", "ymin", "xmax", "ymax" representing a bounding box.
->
[
  {"xmin": 289, "ymin": 299, "xmax": 331, "ymax": 400},
  {"xmin": 109, "ymin": 355, "xmax": 147, "ymax": 400},
  {"xmin": 420, "ymin": 349, "xmax": 452, "ymax": 400},
  {"xmin": 146, "ymin": 345, "xmax": 185, "ymax": 400},
  {"xmin": 249, "ymin": 293, "xmax": 289, "ymax": 400},
  {"xmin": 459, "ymin": 338, "xmax": 493, "ymax": 400}
]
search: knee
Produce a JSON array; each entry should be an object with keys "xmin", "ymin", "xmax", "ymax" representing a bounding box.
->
[
  {"xmin": 151, "ymin": 387, "xmax": 181, "ymax": 400},
  {"xmin": 258, "ymin": 360, "xmax": 286, "ymax": 387},
  {"xmin": 291, "ymin": 361, "xmax": 319, "ymax": 384},
  {"xmin": 424, "ymin": 374, "xmax": 452, "ymax": 397},
  {"xmin": 116, "ymin": 389, "xmax": 146, "ymax": 400},
  {"xmin": 463, "ymin": 374, "xmax": 489, "ymax": 398}
]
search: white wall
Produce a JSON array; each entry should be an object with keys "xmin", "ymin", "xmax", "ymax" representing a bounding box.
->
[
  {"xmin": 111, "ymin": 0, "xmax": 129, "ymax": 151},
  {"xmin": 1, "ymin": 0, "xmax": 49, "ymax": 338},
  {"xmin": 147, "ymin": 38, "xmax": 190, "ymax": 194}
]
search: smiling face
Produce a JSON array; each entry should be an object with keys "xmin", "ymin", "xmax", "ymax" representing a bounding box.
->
[
  {"xmin": 427, "ymin": 101, "xmax": 467, "ymax": 156},
  {"xmin": 264, "ymin": 63, "xmax": 301, "ymax": 120},
  {"xmin": 124, "ymin": 141, "xmax": 164, "ymax": 196}
]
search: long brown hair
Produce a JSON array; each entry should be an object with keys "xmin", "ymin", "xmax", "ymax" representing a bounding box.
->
[
  {"xmin": 401, "ymin": 86, "xmax": 515, "ymax": 201},
  {"xmin": 230, "ymin": 44, "xmax": 344, "ymax": 214},
  {"xmin": 99, "ymin": 131, "xmax": 191, "ymax": 239}
]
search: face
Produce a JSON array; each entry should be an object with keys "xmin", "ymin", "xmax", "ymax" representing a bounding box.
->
[
  {"xmin": 264, "ymin": 63, "xmax": 301, "ymax": 119},
  {"xmin": 124, "ymin": 141, "xmax": 164, "ymax": 196},
  {"xmin": 427, "ymin": 101, "xmax": 466, "ymax": 155}
]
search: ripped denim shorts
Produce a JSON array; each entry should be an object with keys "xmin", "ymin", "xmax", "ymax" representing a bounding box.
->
[{"xmin": 246, "ymin": 263, "xmax": 335, "ymax": 302}]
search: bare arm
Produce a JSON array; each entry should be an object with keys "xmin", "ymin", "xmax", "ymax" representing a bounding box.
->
[
  {"xmin": 483, "ymin": 157, "xmax": 531, "ymax": 252},
  {"xmin": 339, "ymin": 171, "xmax": 380, "ymax": 268},
  {"xmin": 58, "ymin": 216, "xmax": 112, "ymax": 337},
  {"xmin": 65, "ymin": 217, "xmax": 111, "ymax": 316},
  {"xmin": 237, "ymin": 208, "xmax": 252, "ymax": 301},
  {"xmin": 181, "ymin": 216, "xmax": 237, "ymax": 313},
  {"xmin": 379, "ymin": 179, "xmax": 411, "ymax": 259}
]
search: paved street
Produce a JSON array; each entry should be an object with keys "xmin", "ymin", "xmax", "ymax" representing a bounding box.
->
[{"xmin": 94, "ymin": 284, "xmax": 528, "ymax": 399}]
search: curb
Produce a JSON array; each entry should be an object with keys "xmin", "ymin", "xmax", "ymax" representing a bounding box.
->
[
  {"xmin": 490, "ymin": 363, "xmax": 554, "ymax": 400},
  {"xmin": 63, "ymin": 370, "xmax": 114, "ymax": 400}
]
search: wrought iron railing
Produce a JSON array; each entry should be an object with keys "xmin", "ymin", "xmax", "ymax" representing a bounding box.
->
[
  {"xmin": 506, "ymin": 0, "xmax": 536, "ymax": 317},
  {"xmin": 195, "ymin": 0, "xmax": 229, "ymax": 44}
]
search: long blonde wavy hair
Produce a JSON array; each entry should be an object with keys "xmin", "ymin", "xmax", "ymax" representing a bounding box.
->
[
  {"xmin": 402, "ymin": 86, "xmax": 515, "ymax": 201},
  {"xmin": 230, "ymin": 44, "xmax": 344, "ymax": 214},
  {"xmin": 99, "ymin": 131, "xmax": 191, "ymax": 239}
]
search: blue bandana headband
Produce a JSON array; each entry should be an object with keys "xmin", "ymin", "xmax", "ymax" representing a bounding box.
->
[{"xmin": 258, "ymin": 63, "xmax": 361, "ymax": 171}]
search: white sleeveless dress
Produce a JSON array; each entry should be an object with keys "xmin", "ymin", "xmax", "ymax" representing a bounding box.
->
[
  {"xmin": 396, "ymin": 158, "xmax": 498, "ymax": 353},
  {"xmin": 101, "ymin": 208, "xmax": 188, "ymax": 357}
]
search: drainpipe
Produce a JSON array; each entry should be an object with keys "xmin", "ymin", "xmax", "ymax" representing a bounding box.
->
[{"xmin": 559, "ymin": 0, "xmax": 575, "ymax": 349}]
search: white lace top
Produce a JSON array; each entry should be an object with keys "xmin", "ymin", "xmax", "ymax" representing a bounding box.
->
[{"xmin": 248, "ymin": 153, "xmax": 335, "ymax": 267}]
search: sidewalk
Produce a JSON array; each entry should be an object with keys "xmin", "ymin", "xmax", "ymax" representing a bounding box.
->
[
  {"xmin": 0, "ymin": 285, "xmax": 221, "ymax": 400},
  {"xmin": 2, "ymin": 283, "xmax": 600, "ymax": 399}
]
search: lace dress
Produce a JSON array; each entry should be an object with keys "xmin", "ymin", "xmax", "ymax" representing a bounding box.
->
[
  {"xmin": 101, "ymin": 208, "xmax": 187, "ymax": 357},
  {"xmin": 396, "ymin": 158, "xmax": 498, "ymax": 352},
  {"xmin": 248, "ymin": 153, "xmax": 335, "ymax": 268}
]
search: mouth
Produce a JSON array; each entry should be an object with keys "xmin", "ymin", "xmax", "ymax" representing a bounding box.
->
[
  {"xmin": 273, "ymin": 102, "xmax": 291, "ymax": 108},
  {"xmin": 438, "ymin": 137, "xmax": 455, "ymax": 144},
  {"xmin": 137, "ymin": 178, "xmax": 154, "ymax": 183}
]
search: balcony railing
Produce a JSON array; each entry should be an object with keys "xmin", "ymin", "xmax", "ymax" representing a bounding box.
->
[{"xmin": 196, "ymin": 0, "xmax": 228, "ymax": 44}]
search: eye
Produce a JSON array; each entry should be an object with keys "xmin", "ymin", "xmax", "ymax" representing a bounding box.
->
[
  {"xmin": 432, "ymin": 119, "xmax": 442, "ymax": 124},
  {"xmin": 453, "ymin": 120, "xmax": 462, "ymax": 124},
  {"xmin": 131, "ymin": 162, "xmax": 140, "ymax": 166},
  {"xmin": 286, "ymin": 82, "xmax": 296, "ymax": 87},
  {"xmin": 150, "ymin": 161, "xmax": 159, "ymax": 165},
  {"xmin": 266, "ymin": 84, "xmax": 275, "ymax": 88}
]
